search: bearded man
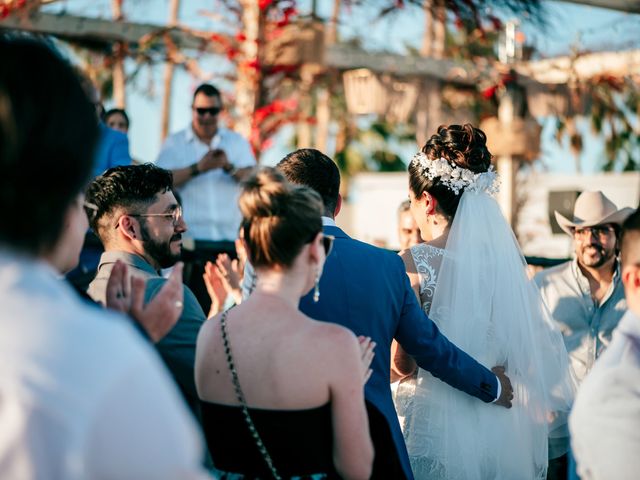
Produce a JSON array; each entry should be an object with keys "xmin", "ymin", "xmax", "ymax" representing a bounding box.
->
[
  {"xmin": 535, "ymin": 190, "xmax": 633, "ymax": 477},
  {"xmin": 87, "ymin": 164, "xmax": 206, "ymax": 418}
]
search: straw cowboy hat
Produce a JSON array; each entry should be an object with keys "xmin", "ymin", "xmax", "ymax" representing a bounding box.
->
[{"xmin": 555, "ymin": 191, "xmax": 634, "ymax": 236}]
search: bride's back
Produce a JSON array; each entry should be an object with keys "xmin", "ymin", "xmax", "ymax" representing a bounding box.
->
[{"xmin": 395, "ymin": 124, "xmax": 575, "ymax": 480}]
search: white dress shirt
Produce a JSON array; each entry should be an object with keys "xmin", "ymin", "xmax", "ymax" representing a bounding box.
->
[
  {"xmin": 570, "ymin": 310, "xmax": 640, "ymax": 480},
  {"xmin": 0, "ymin": 250, "xmax": 210, "ymax": 480},
  {"xmin": 155, "ymin": 125, "xmax": 256, "ymax": 241}
]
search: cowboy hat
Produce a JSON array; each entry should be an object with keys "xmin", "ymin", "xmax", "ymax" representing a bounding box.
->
[{"xmin": 555, "ymin": 191, "xmax": 634, "ymax": 236}]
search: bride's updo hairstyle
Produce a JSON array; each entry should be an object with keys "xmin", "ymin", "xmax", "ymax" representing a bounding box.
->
[
  {"xmin": 239, "ymin": 167, "xmax": 324, "ymax": 269},
  {"xmin": 408, "ymin": 123, "xmax": 493, "ymax": 220}
]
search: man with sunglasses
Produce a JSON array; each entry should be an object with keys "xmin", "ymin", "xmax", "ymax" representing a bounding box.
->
[
  {"xmin": 86, "ymin": 164, "xmax": 207, "ymax": 422},
  {"xmin": 535, "ymin": 190, "xmax": 633, "ymax": 478},
  {"xmin": 156, "ymin": 83, "xmax": 256, "ymax": 314}
]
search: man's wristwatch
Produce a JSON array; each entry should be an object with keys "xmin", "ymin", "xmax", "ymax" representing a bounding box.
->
[
  {"xmin": 223, "ymin": 163, "xmax": 237, "ymax": 176},
  {"xmin": 190, "ymin": 163, "xmax": 200, "ymax": 177}
]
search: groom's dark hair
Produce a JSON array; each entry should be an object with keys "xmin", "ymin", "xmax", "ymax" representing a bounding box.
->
[{"xmin": 277, "ymin": 148, "xmax": 340, "ymax": 217}]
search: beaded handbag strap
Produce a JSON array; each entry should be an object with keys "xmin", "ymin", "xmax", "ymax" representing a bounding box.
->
[{"xmin": 220, "ymin": 309, "xmax": 282, "ymax": 480}]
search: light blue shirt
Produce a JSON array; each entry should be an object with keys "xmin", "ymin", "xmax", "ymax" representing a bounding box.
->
[{"xmin": 535, "ymin": 258, "xmax": 627, "ymax": 382}]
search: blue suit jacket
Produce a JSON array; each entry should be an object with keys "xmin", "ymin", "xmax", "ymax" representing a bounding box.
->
[{"xmin": 300, "ymin": 225, "xmax": 499, "ymax": 479}]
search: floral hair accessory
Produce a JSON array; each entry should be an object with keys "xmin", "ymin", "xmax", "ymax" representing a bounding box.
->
[{"xmin": 410, "ymin": 152, "xmax": 500, "ymax": 195}]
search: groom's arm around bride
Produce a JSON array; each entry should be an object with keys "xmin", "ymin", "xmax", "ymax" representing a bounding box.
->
[{"xmin": 393, "ymin": 256, "xmax": 514, "ymax": 408}]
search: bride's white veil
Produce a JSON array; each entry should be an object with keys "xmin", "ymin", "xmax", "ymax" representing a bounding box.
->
[{"xmin": 404, "ymin": 178, "xmax": 576, "ymax": 480}]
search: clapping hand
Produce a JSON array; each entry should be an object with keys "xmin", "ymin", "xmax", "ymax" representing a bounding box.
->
[
  {"xmin": 106, "ymin": 260, "xmax": 184, "ymax": 342},
  {"xmin": 106, "ymin": 260, "xmax": 132, "ymax": 313},
  {"xmin": 215, "ymin": 253, "xmax": 243, "ymax": 304},
  {"xmin": 203, "ymin": 260, "xmax": 228, "ymax": 317},
  {"xmin": 358, "ymin": 336, "xmax": 376, "ymax": 385},
  {"xmin": 492, "ymin": 366, "xmax": 514, "ymax": 409}
]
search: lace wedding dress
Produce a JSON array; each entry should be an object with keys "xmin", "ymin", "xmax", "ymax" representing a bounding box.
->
[{"xmin": 394, "ymin": 191, "xmax": 575, "ymax": 480}]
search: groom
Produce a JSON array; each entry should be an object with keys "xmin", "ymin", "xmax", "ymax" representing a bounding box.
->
[{"xmin": 274, "ymin": 149, "xmax": 513, "ymax": 479}]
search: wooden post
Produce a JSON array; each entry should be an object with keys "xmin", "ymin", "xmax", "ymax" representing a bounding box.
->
[
  {"xmin": 235, "ymin": 0, "xmax": 263, "ymax": 153},
  {"xmin": 326, "ymin": 0, "xmax": 340, "ymax": 45},
  {"xmin": 111, "ymin": 0, "xmax": 126, "ymax": 108},
  {"xmin": 432, "ymin": 0, "xmax": 445, "ymax": 60},
  {"xmin": 496, "ymin": 89, "xmax": 520, "ymax": 226},
  {"xmin": 160, "ymin": 0, "xmax": 180, "ymax": 141},
  {"xmin": 314, "ymin": 1, "xmax": 338, "ymax": 153},
  {"xmin": 421, "ymin": 0, "xmax": 432, "ymax": 57}
]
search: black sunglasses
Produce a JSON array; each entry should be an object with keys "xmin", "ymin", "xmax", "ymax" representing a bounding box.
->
[
  {"xmin": 306, "ymin": 232, "xmax": 334, "ymax": 256},
  {"xmin": 322, "ymin": 235, "xmax": 335, "ymax": 256},
  {"xmin": 194, "ymin": 107, "xmax": 221, "ymax": 116}
]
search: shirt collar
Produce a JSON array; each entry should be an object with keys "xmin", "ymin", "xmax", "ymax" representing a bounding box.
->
[
  {"xmin": 571, "ymin": 256, "xmax": 621, "ymax": 304},
  {"xmin": 99, "ymin": 250, "xmax": 159, "ymax": 276},
  {"xmin": 186, "ymin": 124, "xmax": 223, "ymax": 147},
  {"xmin": 322, "ymin": 216, "xmax": 336, "ymax": 227}
]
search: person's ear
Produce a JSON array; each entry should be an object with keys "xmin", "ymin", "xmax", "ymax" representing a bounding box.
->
[
  {"xmin": 118, "ymin": 215, "xmax": 138, "ymax": 241},
  {"xmin": 333, "ymin": 194, "xmax": 342, "ymax": 218},
  {"xmin": 622, "ymin": 265, "xmax": 640, "ymax": 291},
  {"xmin": 422, "ymin": 192, "xmax": 438, "ymax": 215},
  {"xmin": 308, "ymin": 232, "xmax": 323, "ymax": 264}
]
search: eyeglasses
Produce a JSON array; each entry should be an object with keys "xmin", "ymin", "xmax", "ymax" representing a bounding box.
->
[
  {"xmin": 193, "ymin": 106, "xmax": 221, "ymax": 116},
  {"xmin": 115, "ymin": 206, "xmax": 183, "ymax": 229},
  {"xmin": 573, "ymin": 225, "xmax": 615, "ymax": 240},
  {"xmin": 322, "ymin": 235, "xmax": 335, "ymax": 256},
  {"xmin": 83, "ymin": 201, "xmax": 99, "ymax": 223}
]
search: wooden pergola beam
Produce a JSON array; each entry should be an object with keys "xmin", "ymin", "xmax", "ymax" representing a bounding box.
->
[
  {"xmin": 325, "ymin": 44, "xmax": 477, "ymax": 85},
  {"xmin": 516, "ymin": 49, "xmax": 640, "ymax": 84},
  {"xmin": 0, "ymin": 10, "xmax": 227, "ymax": 53},
  {"xmin": 556, "ymin": 0, "xmax": 640, "ymax": 14}
]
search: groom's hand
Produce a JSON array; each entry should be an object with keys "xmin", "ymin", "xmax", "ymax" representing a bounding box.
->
[{"xmin": 492, "ymin": 366, "xmax": 514, "ymax": 408}]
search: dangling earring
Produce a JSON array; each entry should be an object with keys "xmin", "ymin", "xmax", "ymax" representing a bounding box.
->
[{"xmin": 313, "ymin": 268, "xmax": 321, "ymax": 303}]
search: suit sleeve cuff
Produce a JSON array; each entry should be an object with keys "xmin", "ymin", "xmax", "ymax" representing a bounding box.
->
[{"xmin": 491, "ymin": 375, "xmax": 501, "ymax": 403}]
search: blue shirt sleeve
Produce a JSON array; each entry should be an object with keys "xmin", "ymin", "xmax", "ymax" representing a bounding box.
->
[{"xmin": 92, "ymin": 123, "xmax": 131, "ymax": 178}]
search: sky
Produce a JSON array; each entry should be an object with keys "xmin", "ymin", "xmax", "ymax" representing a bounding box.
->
[{"xmin": 43, "ymin": 0, "xmax": 640, "ymax": 173}]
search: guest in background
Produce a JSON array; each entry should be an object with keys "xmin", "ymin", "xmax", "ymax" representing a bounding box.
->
[
  {"xmin": 104, "ymin": 108, "xmax": 130, "ymax": 134},
  {"xmin": 570, "ymin": 207, "xmax": 640, "ymax": 480},
  {"xmin": 86, "ymin": 164, "xmax": 206, "ymax": 419},
  {"xmin": 156, "ymin": 83, "xmax": 256, "ymax": 314},
  {"xmin": 397, "ymin": 199, "xmax": 422, "ymax": 250},
  {"xmin": 535, "ymin": 191, "xmax": 633, "ymax": 478},
  {"xmin": 195, "ymin": 167, "xmax": 375, "ymax": 479}
]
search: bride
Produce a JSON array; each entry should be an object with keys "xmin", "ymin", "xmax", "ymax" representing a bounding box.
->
[{"xmin": 393, "ymin": 124, "xmax": 576, "ymax": 479}]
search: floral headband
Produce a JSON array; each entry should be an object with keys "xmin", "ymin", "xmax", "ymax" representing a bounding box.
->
[{"xmin": 410, "ymin": 152, "xmax": 500, "ymax": 195}]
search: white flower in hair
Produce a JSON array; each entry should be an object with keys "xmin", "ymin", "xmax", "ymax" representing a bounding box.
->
[{"xmin": 410, "ymin": 152, "xmax": 500, "ymax": 196}]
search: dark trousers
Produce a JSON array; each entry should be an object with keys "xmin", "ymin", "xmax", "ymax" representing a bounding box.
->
[
  {"xmin": 547, "ymin": 453, "xmax": 568, "ymax": 480},
  {"xmin": 365, "ymin": 401, "xmax": 407, "ymax": 480},
  {"xmin": 182, "ymin": 240, "xmax": 237, "ymax": 315}
]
